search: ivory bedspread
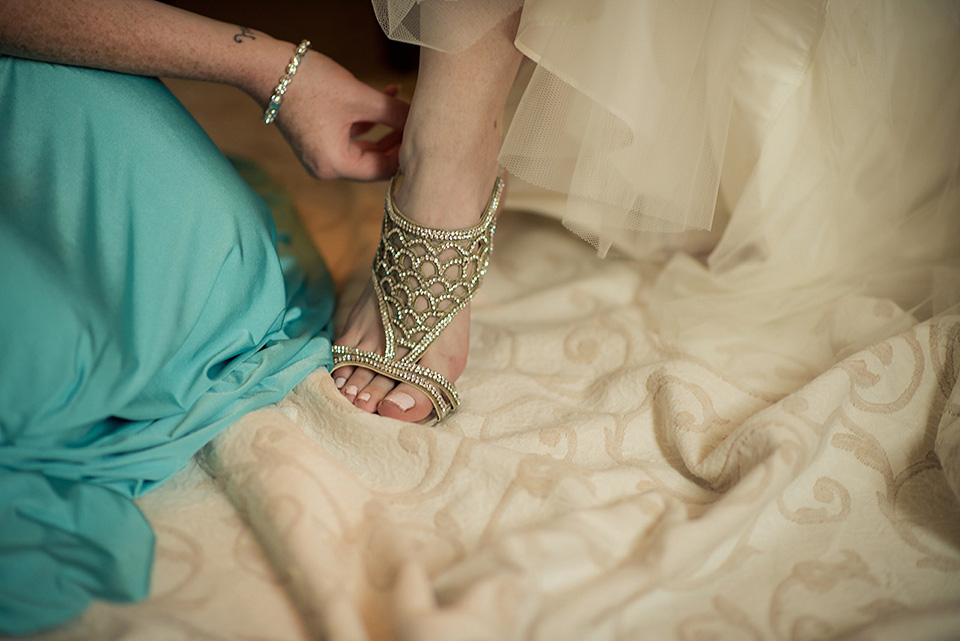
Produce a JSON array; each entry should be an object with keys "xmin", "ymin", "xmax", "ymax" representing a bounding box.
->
[
  {"xmin": 23, "ymin": 2, "xmax": 960, "ymax": 634},
  {"xmin": 31, "ymin": 210, "xmax": 960, "ymax": 641}
]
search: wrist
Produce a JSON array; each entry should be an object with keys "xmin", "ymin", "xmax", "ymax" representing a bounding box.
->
[
  {"xmin": 232, "ymin": 34, "xmax": 298, "ymax": 107},
  {"xmin": 261, "ymin": 40, "xmax": 312, "ymax": 124}
]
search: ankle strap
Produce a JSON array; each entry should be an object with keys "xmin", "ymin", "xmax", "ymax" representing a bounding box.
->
[{"xmin": 376, "ymin": 174, "xmax": 504, "ymax": 364}]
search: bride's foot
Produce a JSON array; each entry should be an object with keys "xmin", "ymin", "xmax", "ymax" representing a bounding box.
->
[
  {"xmin": 333, "ymin": 279, "xmax": 472, "ymax": 422},
  {"xmin": 333, "ymin": 152, "xmax": 502, "ymax": 422},
  {"xmin": 333, "ymin": 7, "xmax": 522, "ymax": 421}
]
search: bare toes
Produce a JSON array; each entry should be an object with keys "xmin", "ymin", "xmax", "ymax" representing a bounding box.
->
[
  {"xmin": 354, "ymin": 375, "xmax": 396, "ymax": 412},
  {"xmin": 378, "ymin": 384, "xmax": 434, "ymax": 423},
  {"xmin": 331, "ymin": 366, "xmax": 353, "ymax": 390},
  {"xmin": 343, "ymin": 368, "xmax": 375, "ymax": 405}
]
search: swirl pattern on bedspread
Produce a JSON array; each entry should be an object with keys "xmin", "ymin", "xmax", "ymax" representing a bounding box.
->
[{"xmin": 47, "ymin": 213, "xmax": 952, "ymax": 641}]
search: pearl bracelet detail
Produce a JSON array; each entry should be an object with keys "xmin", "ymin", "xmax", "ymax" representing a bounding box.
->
[{"xmin": 262, "ymin": 39, "xmax": 311, "ymax": 125}]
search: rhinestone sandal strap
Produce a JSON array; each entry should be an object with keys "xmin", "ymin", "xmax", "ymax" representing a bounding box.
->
[
  {"xmin": 376, "ymin": 174, "xmax": 504, "ymax": 364},
  {"xmin": 332, "ymin": 346, "xmax": 459, "ymax": 421}
]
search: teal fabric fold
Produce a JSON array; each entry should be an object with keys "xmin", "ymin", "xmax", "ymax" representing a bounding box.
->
[
  {"xmin": 0, "ymin": 56, "xmax": 335, "ymax": 634},
  {"xmin": 0, "ymin": 469, "xmax": 154, "ymax": 635}
]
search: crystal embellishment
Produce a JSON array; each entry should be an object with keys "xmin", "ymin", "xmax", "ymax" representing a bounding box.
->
[{"xmin": 333, "ymin": 174, "xmax": 504, "ymax": 421}]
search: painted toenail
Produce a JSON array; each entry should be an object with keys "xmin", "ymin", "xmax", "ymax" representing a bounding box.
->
[
  {"xmin": 358, "ymin": 392, "xmax": 371, "ymax": 402},
  {"xmin": 334, "ymin": 377, "xmax": 346, "ymax": 389},
  {"xmin": 384, "ymin": 392, "xmax": 415, "ymax": 411},
  {"xmin": 345, "ymin": 385, "xmax": 358, "ymax": 398}
]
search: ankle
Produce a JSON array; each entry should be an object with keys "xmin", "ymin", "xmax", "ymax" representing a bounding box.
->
[
  {"xmin": 399, "ymin": 124, "xmax": 500, "ymax": 173},
  {"xmin": 394, "ymin": 142, "xmax": 500, "ymax": 230}
]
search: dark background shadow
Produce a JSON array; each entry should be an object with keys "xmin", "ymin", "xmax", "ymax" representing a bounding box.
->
[{"xmin": 166, "ymin": 0, "xmax": 417, "ymax": 76}]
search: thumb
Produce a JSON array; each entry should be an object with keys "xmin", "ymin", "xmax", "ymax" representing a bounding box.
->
[
  {"xmin": 341, "ymin": 143, "xmax": 400, "ymax": 182},
  {"xmin": 360, "ymin": 89, "xmax": 410, "ymax": 131}
]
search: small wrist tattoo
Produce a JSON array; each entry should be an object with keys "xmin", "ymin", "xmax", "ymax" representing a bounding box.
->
[{"xmin": 233, "ymin": 26, "xmax": 256, "ymax": 44}]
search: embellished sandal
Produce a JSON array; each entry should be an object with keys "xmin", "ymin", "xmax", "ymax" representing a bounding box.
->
[{"xmin": 332, "ymin": 173, "xmax": 504, "ymax": 421}]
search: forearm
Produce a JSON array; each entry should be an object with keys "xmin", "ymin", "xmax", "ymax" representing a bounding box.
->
[
  {"xmin": 0, "ymin": 0, "xmax": 291, "ymax": 104},
  {"xmin": 0, "ymin": 0, "xmax": 409, "ymax": 181}
]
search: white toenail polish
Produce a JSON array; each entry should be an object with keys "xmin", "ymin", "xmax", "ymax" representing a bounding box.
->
[
  {"xmin": 334, "ymin": 377, "xmax": 346, "ymax": 389},
  {"xmin": 345, "ymin": 385, "xmax": 358, "ymax": 397},
  {"xmin": 386, "ymin": 392, "xmax": 415, "ymax": 411},
  {"xmin": 358, "ymin": 392, "xmax": 371, "ymax": 402}
]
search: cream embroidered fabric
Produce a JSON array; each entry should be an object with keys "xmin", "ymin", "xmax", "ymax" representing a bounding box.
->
[
  {"xmin": 39, "ymin": 212, "xmax": 960, "ymax": 640},
  {"xmin": 29, "ymin": 1, "xmax": 960, "ymax": 639}
]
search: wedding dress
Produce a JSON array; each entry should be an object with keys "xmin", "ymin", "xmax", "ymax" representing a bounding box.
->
[
  {"xmin": 0, "ymin": 57, "xmax": 336, "ymax": 634},
  {"xmin": 372, "ymin": 0, "xmax": 960, "ymax": 342}
]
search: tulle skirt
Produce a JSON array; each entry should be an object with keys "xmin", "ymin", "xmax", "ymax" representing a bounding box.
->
[{"xmin": 372, "ymin": 0, "xmax": 960, "ymax": 339}]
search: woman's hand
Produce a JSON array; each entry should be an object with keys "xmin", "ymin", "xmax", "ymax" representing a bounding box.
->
[
  {"xmin": 0, "ymin": 0, "xmax": 409, "ymax": 182},
  {"xmin": 272, "ymin": 52, "xmax": 408, "ymax": 181}
]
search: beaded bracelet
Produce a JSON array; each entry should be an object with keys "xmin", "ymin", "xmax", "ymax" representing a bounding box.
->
[{"xmin": 262, "ymin": 39, "xmax": 311, "ymax": 125}]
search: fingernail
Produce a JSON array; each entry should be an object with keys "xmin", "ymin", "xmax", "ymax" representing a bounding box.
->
[
  {"xmin": 384, "ymin": 392, "xmax": 415, "ymax": 411},
  {"xmin": 345, "ymin": 385, "xmax": 358, "ymax": 398},
  {"xmin": 358, "ymin": 392, "xmax": 371, "ymax": 403},
  {"xmin": 334, "ymin": 377, "xmax": 346, "ymax": 389}
]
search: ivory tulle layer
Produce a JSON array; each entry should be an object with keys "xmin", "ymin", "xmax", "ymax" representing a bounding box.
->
[{"xmin": 373, "ymin": 0, "xmax": 960, "ymax": 341}]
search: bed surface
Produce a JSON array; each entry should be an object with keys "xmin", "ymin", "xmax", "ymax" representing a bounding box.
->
[{"xmin": 27, "ymin": 78, "xmax": 960, "ymax": 641}]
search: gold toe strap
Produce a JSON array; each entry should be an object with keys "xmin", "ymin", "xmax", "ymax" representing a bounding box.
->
[{"xmin": 332, "ymin": 346, "xmax": 460, "ymax": 421}]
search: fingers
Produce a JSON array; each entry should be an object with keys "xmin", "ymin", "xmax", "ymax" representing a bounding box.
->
[
  {"xmin": 337, "ymin": 135, "xmax": 401, "ymax": 181},
  {"xmin": 350, "ymin": 121, "xmax": 377, "ymax": 138},
  {"xmin": 371, "ymin": 128, "xmax": 404, "ymax": 152},
  {"xmin": 315, "ymin": 128, "xmax": 400, "ymax": 182},
  {"xmin": 349, "ymin": 93, "xmax": 404, "ymax": 152},
  {"xmin": 351, "ymin": 84, "xmax": 401, "ymax": 136},
  {"xmin": 358, "ymin": 85, "xmax": 410, "ymax": 133},
  {"xmin": 353, "ymin": 136, "xmax": 402, "ymax": 158},
  {"xmin": 331, "ymin": 83, "xmax": 407, "ymax": 181},
  {"xmin": 345, "ymin": 150, "xmax": 400, "ymax": 182}
]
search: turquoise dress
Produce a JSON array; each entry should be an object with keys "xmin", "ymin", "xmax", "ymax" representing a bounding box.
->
[{"xmin": 0, "ymin": 56, "xmax": 335, "ymax": 634}]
